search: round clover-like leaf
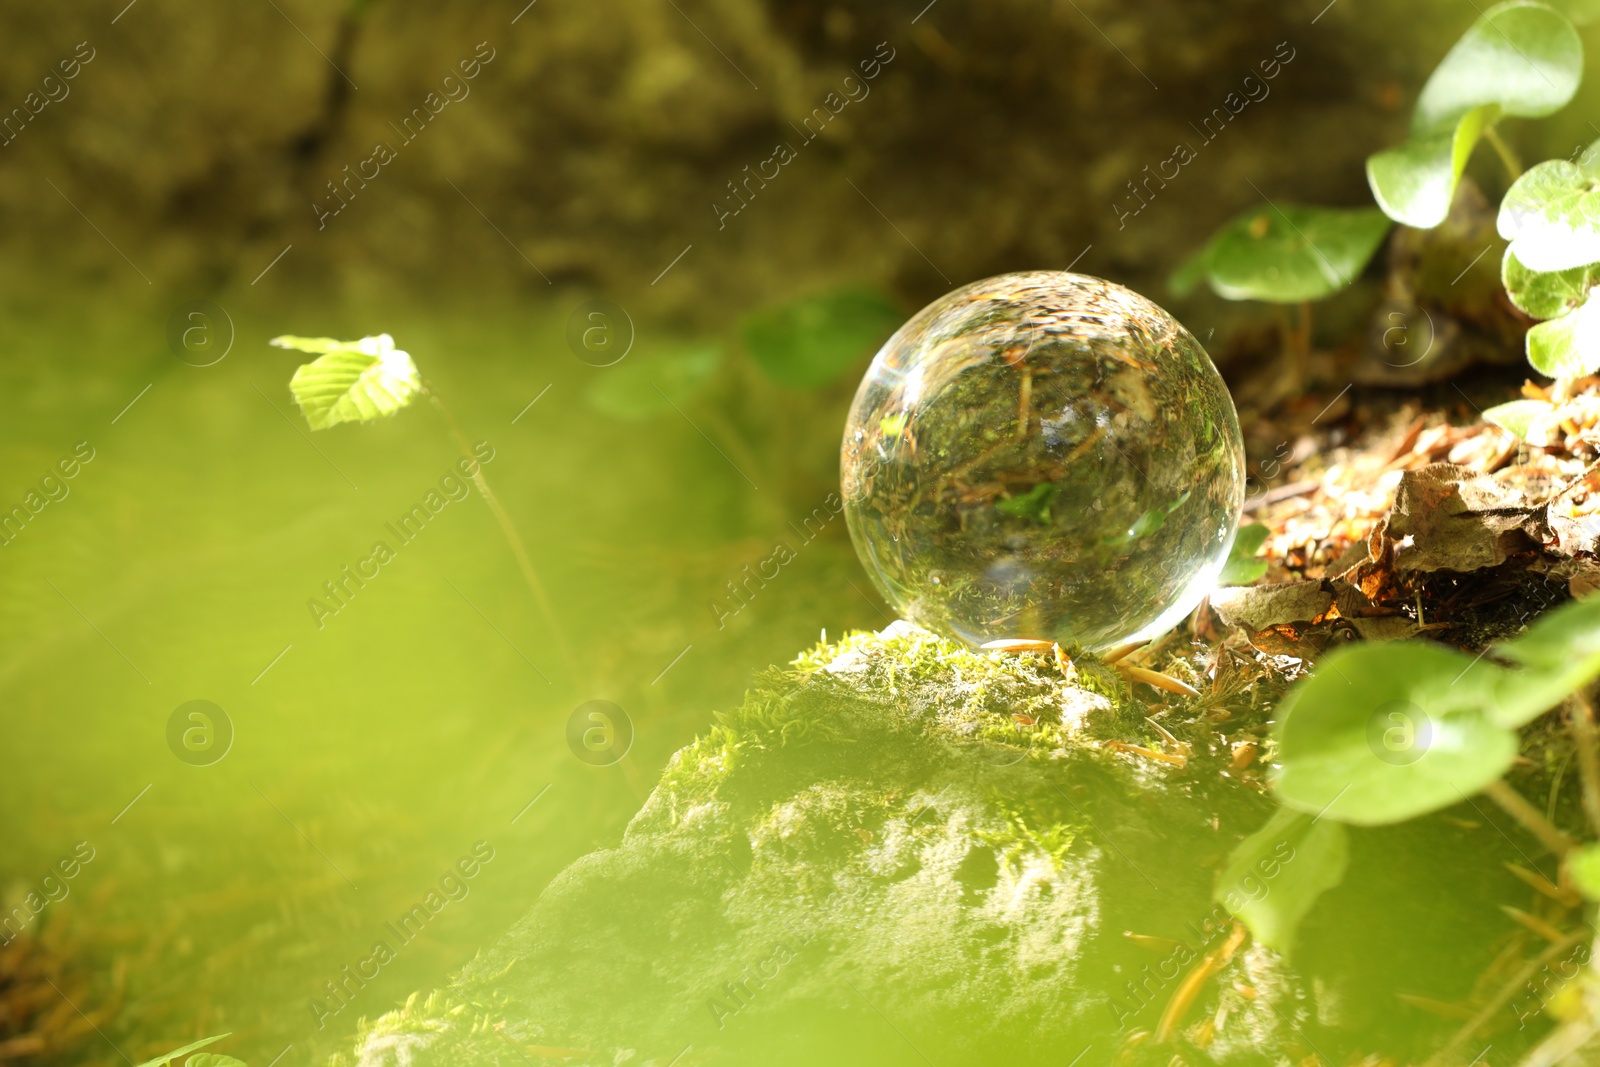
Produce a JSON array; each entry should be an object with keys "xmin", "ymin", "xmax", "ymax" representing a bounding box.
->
[
  {"xmin": 1483, "ymin": 398, "xmax": 1560, "ymax": 441},
  {"xmin": 1369, "ymin": 2, "xmax": 1582, "ymax": 230},
  {"xmin": 1489, "ymin": 595, "xmax": 1600, "ymax": 726},
  {"xmin": 1367, "ymin": 113, "xmax": 1490, "ymax": 230},
  {"xmin": 1180, "ymin": 204, "xmax": 1391, "ymax": 304},
  {"xmin": 278, "ymin": 334, "xmax": 422, "ymax": 430},
  {"xmin": 1214, "ymin": 808, "xmax": 1349, "ymax": 959},
  {"xmin": 1524, "ymin": 294, "xmax": 1600, "ymax": 377},
  {"xmin": 1413, "ymin": 0, "xmax": 1583, "ymax": 132},
  {"xmin": 741, "ymin": 287, "xmax": 902, "ymax": 388},
  {"xmin": 1274, "ymin": 642, "xmax": 1519, "ymax": 826},
  {"xmin": 1500, "ymin": 155, "xmax": 1600, "ymax": 272},
  {"xmin": 1501, "ymin": 247, "xmax": 1600, "ymax": 319}
]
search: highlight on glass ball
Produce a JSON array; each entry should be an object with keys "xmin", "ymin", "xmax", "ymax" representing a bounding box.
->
[{"xmin": 840, "ymin": 271, "xmax": 1245, "ymax": 652}]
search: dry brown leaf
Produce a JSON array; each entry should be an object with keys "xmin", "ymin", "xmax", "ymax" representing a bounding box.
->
[
  {"xmin": 1211, "ymin": 580, "xmax": 1334, "ymax": 633},
  {"xmin": 1387, "ymin": 463, "xmax": 1545, "ymax": 572}
]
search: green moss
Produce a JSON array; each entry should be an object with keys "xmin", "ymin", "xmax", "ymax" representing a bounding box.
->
[{"xmin": 975, "ymin": 801, "xmax": 1080, "ymax": 876}]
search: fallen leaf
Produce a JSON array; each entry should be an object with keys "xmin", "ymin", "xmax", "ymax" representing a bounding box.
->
[
  {"xmin": 1211, "ymin": 580, "xmax": 1335, "ymax": 634},
  {"xmin": 1346, "ymin": 518, "xmax": 1408, "ymax": 603},
  {"xmin": 1547, "ymin": 502, "xmax": 1600, "ymax": 556},
  {"xmin": 1247, "ymin": 620, "xmax": 1356, "ymax": 659},
  {"xmin": 1387, "ymin": 464, "xmax": 1545, "ymax": 572},
  {"xmin": 1346, "ymin": 616, "xmax": 1425, "ymax": 642}
]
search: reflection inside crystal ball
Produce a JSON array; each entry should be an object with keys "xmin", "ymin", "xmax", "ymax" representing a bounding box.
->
[{"xmin": 840, "ymin": 271, "xmax": 1245, "ymax": 651}]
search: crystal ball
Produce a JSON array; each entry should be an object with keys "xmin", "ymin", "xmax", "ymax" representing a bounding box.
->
[{"xmin": 840, "ymin": 272, "xmax": 1245, "ymax": 652}]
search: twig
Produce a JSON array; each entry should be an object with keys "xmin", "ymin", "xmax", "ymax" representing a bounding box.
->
[
  {"xmin": 1505, "ymin": 862, "xmax": 1583, "ymax": 908},
  {"xmin": 1484, "ymin": 779, "xmax": 1576, "ymax": 857},
  {"xmin": 1242, "ymin": 480, "xmax": 1318, "ymax": 513},
  {"xmin": 1568, "ymin": 692, "xmax": 1600, "ymax": 839},
  {"xmin": 1423, "ymin": 929, "xmax": 1588, "ymax": 1067},
  {"xmin": 1156, "ymin": 922, "xmax": 1248, "ymax": 1042},
  {"xmin": 1117, "ymin": 663, "xmax": 1200, "ymax": 698},
  {"xmin": 1542, "ymin": 454, "xmax": 1600, "ymax": 508},
  {"xmin": 425, "ymin": 384, "xmax": 578, "ymax": 681},
  {"xmin": 1101, "ymin": 639, "xmax": 1147, "ymax": 665},
  {"xmin": 1501, "ymin": 905, "xmax": 1571, "ymax": 945}
]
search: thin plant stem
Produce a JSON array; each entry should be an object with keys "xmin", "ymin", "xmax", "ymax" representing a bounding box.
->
[
  {"xmin": 424, "ymin": 383, "xmax": 579, "ymax": 682},
  {"xmin": 1485, "ymin": 125, "xmax": 1523, "ymax": 184},
  {"xmin": 1273, "ymin": 304, "xmax": 1294, "ymax": 361},
  {"xmin": 1485, "ymin": 778, "xmax": 1575, "ymax": 857},
  {"xmin": 1567, "ymin": 691, "xmax": 1600, "ymax": 838},
  {"xmin": 1297, "ymin": 301, "xmax": 1313, "ymax": 366}
]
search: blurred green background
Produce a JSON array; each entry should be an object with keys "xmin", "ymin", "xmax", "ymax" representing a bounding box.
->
[{"xmin": 5, "ymin": 0, "xmax": 1600, "ymax": 1063}]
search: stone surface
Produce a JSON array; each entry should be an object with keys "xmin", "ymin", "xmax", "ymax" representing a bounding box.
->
[{"xmin": 325, "ymin": 623, "xmax": 1528, "ymax": 1067}]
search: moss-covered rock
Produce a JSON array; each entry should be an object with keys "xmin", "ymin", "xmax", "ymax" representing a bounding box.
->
[{"xmin": 331, "ymin": 623, "xmax": 1529, "ymax": 1067}]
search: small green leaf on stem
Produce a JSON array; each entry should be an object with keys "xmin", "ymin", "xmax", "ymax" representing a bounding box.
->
[
  {"xmin": 1173, "ymin": 205, "xmax": 1390, "ymax": 303},
  {"xmin": 1483, "ymin": 398, "xmax": 1558, "ymax": 441},
  {"xmin": 275, "ymin": 333, "xmax": 422, "ymax": 430},
  {"xmin": 133, "ymin": 1035, "xmax": 232, "ymax": 1067}
]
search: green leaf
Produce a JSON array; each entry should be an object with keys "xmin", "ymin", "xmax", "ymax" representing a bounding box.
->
[
  {"xmin": 1524, "ymin": 294, "xmax": 1600, "ymax": 377},
  {"xmin": 1273, "ymin": 642, "xmax": 1519, "ymax": 825},
  {"xmin": 584, "ymin": 344, "xmax": 722, "ymax": 421},
  {"xmin": 267, "ymin": 335, "xmax": 348, "ymax": 355},
  {"xmin": 1182, "ymin": 205, "xmax": 1391, "ymax": 303},
  {"xmin": 188, "ymin": 1057, "xmax": 248, "ymax": 1067},
  {"xmin": 1369, "ymin": 1, "xmax": 1582, "ymax": 229},
  {"xmin": 1215, "ymin": 808, "xmax": 1349, "ymax": 958},
  {"xmin": 1367, "ymin": 109, "xmax": 1491, "ymax": 230},
  {"xmin": 1489, "ymin": 596, "xmax": 1600, "ymax": 726},
  {"xmin": 995, "ymin": 482, "xmax": 1057, "ymax": 523},
  {"xmin": 741, "ymin": 288, "xmax": 901, "ymax": 388},
  {"xmin": 1276, "ymin": 596, "xmax": 1600, "ymax": 827},
  {"xmin": 1412, "ymin": 1, "xmax": 1582, "ymax": 131},
  {"xmin": 1501, "ymin": 247, "xmax": 1600, "ymax": 319},
  {"xmin": 1483, "ymin": 398, "xmax": 1558, "ymax": 440},
  {"xmin": 134, "ymin": 1034, "xmax": 231, "ymax": 1067},
  {"xmin": 281, "ymin": 334, "xmax": 422, "ymax": 430},
  {"xmin": 1569, "ymin": 843, "xmax": 1600, "ymax": 899},
  {"xmin": 1500, "ymin": 154, "xmax": 1600, "ymax": 272},
  {"xmin": 1219, "ymin": 522, "xmax": 1271, "ymax": 586}
]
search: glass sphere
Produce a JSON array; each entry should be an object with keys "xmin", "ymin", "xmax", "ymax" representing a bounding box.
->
[{"xmin": 840, "ymin": 272, "xmax": 1244, "ymax": 652}]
